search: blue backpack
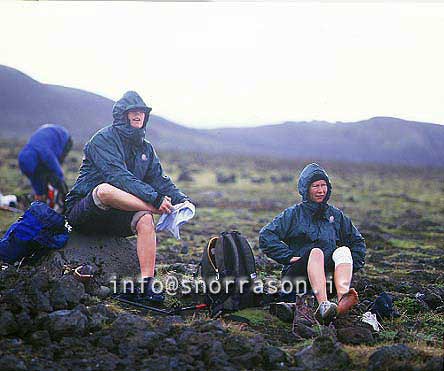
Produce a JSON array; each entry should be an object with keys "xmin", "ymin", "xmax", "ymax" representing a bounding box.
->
[{"xmin": 0, "ymin": 201, "xmax": 69, "ymax": 264}]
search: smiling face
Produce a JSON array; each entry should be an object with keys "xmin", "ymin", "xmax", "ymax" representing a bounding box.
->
[
  {"xmin": 308, "ymin": 179, "xmax": 328, "ymax": 203},
  {"xmin": 127, "ymin": 109, "xmax": 146, "ymax": 129}
]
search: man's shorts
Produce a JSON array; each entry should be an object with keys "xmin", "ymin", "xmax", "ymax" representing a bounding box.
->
[{"xmin": 66, "ymin": 188, "xmax": 151, "ymax": 237}]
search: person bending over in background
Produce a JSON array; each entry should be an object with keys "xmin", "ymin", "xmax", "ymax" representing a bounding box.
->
[
  {"xmin": 65, "ymin": 91, "xmax": 190, "ymax": 303},
  {"xmin": 18, "ymin": 124, "xmax": 72, "ymax": 204},
  {"xmin": 259, "ymin": 163, "xmax": 366, "ymax": 323}
]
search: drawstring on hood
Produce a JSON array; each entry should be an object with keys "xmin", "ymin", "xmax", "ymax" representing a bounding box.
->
[
  {"xmin": 112, "ymin": 91, "xmax": 152, "ymax": 146},
  {"xmin": 297, "ymin": 163, "xmax": 332, "ymax": 219}
]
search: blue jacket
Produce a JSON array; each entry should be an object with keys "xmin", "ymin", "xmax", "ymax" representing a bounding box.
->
[
  {"xmin": 259, "ymin": 163, "xmax": 366, "ymax": 273},
  {"xmin": 18, "ymin": 124, "xmax": 70, "ymax": 195},
  {"xmin": 65, "ymin": 91, "xmax": 188, "ymax": 213}
]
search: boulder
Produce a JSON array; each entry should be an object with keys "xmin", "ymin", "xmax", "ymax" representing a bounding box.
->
[
  {"xmin": 0, "ymin": 310, "xmax": 18, "ymax": 336},
  {"xmin": 0, "ymin": 355, "xmax": 27, "ymax": 371},
  {"xmin": 46, "ymin": 309, "xmax": 88, "ymax": 338},
  {"xmin": 49, "ymin": 275, "xmax": 85, "ymax": 309},
  {"xmin": 40, "ymin": 232, "xmax": 140, "ymax": 285},
  {"xmin": 337, "ymin": 326, "xmax": 374, "ymax": 345},
  {"xmin": 295, "ymin": 335, "xmax": 350, "ymax": 371},
  {"xmin": 367, "ymin": 344, "xmax": 416, "ymax": 371},
  {"xmin": 178, "ymin": 171, "xmax": 194, "ymax": 182}
]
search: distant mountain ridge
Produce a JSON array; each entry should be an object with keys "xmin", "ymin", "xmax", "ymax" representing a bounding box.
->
[{"xmin": 1, "ymin": 64, "xmax": 443, "ymax": 168}]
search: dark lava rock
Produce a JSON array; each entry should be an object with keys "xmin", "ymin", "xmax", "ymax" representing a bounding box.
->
[
  {"xmin": 109, "ymin": 313, "xmax": 151, "ymax": 340},
  {"xmin": 28, "ymin": 285, "xmax": 53, "ymax": 313},
  {"xmin": 180, "ymin": 243, "xmax": 189, "ymax": 255},
  {"xmin": 0, "ymin": 354, "xmax": 27, "ymax": 371},
  {"xmin": 0, "ymin": 310, "xmax": 18, "ymax": 336},
  {"xmin": 216, "ymin": 173, "xmax": 236, "ymax": 184},
  {"xmin": 88, "ymin": 311, "xmax": 109, "ymax": 331},
  {"xmin": 295, "ymin": 335, "xmax": 350, "ymax": 371},
  {"xmin": 178, "ymin": 171, "xmax": 194, "ymax": 182},
  {"xmin": 47, "ymin": 308, "xmax": 88, "ymax": 338},
  {"xmin": 367, "ymin": 344, "xmax": 417, "ymax": 371},
  {"xmin": 205, "ymin": 339, "xmax": 230, "ymax": 368},
  {"xmin": 423, "ymin": 291, "xmax": 443, "ymax": 310},
  {"xmin": 263, "ymin": 345, "xmax": 287, "ymax": 367},
  {"xmin": 424, "ymin": 356, "xmax": 444, "ymax": 371},
  {"xmin": 28, "ymin": 329, "xmax": 52, "ymax": 347},
  {"xmin": 0, "ymin": 267, "xmax": 20, "ymax": 291},
  {"xmin": 40, "ymin": 232, "xmax": 141, "ymax": 285},
  {"xmin": 49, "ymin": 274, "xmax": 85, "ymax": 309},
  {"xmin": 140, "ymin": 355, "xmax": 180, "ymax": 371},
  {"xmin": 1, "ymin": 286, "xmax": 32, "ymax": 313},
  {"xmin": 15, "ymin": 310, "xmax": 34, "ymax": 336},
  {"xmin": 292, "ymin": 321, "xmax": 317, "ymax": 339},
  {"xmin": 119, "ymin": 330, "xmax": 159, "ymax": 353},
  {"xmin": 337, "ymin": 326, "xmax": 374, "ymax": 345}
]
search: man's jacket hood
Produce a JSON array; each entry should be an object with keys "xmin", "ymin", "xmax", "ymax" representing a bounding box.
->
[{"xmin": 112, "ymin": 91, "xmax": 152, "ymax": 146}]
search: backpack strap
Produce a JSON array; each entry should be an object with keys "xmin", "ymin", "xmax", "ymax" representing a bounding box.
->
[
  {"xmin": 214, "ymin": 236, "xmax": 226, "ymax": 280},
  {"xmin": 233, "ymin": 232, "xmax": 257, "ymax": 279},
  {"xmin": 205, "ymin": 236, "xmax": 219, "ymax": 278},
  {"xmin": 223, "ymin": 232, "xmax": 241, "ymax": 278}
]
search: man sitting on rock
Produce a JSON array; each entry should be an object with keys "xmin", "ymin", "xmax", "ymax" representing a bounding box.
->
[
  {"xmin": 65, "ymin": 91, "xmax": 190, "ymax": 302},
  {"xmin": 259, "ymin": 163, "xmax": 365, "ymax": 323}
]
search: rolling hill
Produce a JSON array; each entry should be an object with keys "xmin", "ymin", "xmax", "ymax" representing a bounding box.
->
[{"xmin": 1, "ymin": 64, "xmax": 443, "ymax": 167}]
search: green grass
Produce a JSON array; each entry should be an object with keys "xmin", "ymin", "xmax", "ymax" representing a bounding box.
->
[{"xmin": 1, "ymin": 140, "xmax": 443, "ymax": 367}]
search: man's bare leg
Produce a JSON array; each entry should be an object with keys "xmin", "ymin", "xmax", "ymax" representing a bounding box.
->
[
  {"xmin": 135, "ymin": 214, "xmax": 157, "ymax": 279},
  {"xmin": 307, "ymin": 248, "xmax": 328, "ymax": 304},
  {"xmin": 95, "ymin": 183, "xmax": 158, "ymax": 213},
  {"xmin": 335, "ymin": 262, "xmax": 358, "ymax": 314}
]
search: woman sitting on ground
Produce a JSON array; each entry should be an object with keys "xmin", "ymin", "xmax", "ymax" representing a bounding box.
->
[{"xmin": 259, "ymin": 163, "xmax": 366, "ymax": 322}]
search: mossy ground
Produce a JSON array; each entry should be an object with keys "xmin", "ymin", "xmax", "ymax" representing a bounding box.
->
[{"xmin": 1, "ymin": 139, "xmax": 443, "ymax": 369}]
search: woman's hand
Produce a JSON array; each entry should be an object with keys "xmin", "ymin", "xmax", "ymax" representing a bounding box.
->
[{"xmin": 290, "ymin": 256, "xmax": 301, "ymax": 264}]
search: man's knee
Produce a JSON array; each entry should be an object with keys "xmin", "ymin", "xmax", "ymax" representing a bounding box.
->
[
  {"xmin": 94, "ymin": 183, "xmax": 116, "ymax": 205},
  {"xmin": 135, "ymin": 213, "xmax": 155, "ymax": 234},
  {"xmin": 332, "ymin": 246, "xmax": 353, "ymax": 268}
]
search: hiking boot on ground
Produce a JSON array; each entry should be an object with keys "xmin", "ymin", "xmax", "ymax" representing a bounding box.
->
[
  {"xmin": 269, "ymin": 302, "xmax": 295, "ymax": 323},
  {"xmin": 292, "ymin": 295, "xmax": 317, "ymax": 339},
  {"xmin": 315, "ymin": 301, "xmax": 338, "ymax": 324},
  {"xmin": 118, "ymin": 278, "xmax": 165, "ymax": 303},
  {"xmin": 139, "ymin": 277, "xmax": 165, "ymax": 303}
]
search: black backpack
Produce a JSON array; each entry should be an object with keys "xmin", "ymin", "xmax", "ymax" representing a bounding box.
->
[{"xmin": 200, "ymin": 231, "xmax": 259, "ymax": 317}]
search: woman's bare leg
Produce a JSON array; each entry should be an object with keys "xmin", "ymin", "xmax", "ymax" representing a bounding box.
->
[{"xmin": 307, "ymin": 248, "xmax": 328, "ymax": 304}]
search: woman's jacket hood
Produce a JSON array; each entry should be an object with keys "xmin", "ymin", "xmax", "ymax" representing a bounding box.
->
[
  {"xmin": 297, "ymin": 163, "xmax": 332, "ymax": 218},
  {"xmin": 112, "ymin": 91, "xmax": 152, "ymax": 146}
]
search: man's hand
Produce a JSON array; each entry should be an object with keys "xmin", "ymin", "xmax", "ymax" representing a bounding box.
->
[
  {"xmin": 290, "ymin": 256, "xmax": 301, "ymax": 264},
  {"xmin": 157, "ymin": 196, "xmax": 174, "ymax": 214}
]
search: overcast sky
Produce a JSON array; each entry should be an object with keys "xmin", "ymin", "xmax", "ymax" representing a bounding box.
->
[{"xmin": 1, "ymin": 2, "xmax": 443, "ymax": 128}]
